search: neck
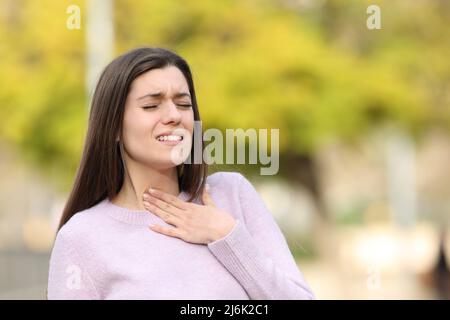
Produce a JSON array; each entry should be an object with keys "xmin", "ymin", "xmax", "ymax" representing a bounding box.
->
[{"xmin": 111, "ymin": 154, "xmax": 180, "ymax": 211}]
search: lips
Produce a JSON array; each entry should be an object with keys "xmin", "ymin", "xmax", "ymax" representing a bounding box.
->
[
  {"xmin": 155, "ymin": 129, "xmax": 186, "ymax": 140},
  {"xmin": 154, "ymin": 130, "xmax": 185, "ymax": 147},
  {"xmin": 156, "ymin": 132, "xmax": 183, "ymax": 140},
  {"xmin": 156, "ymin": 135, "xmax": 183, "ymax": 142}
]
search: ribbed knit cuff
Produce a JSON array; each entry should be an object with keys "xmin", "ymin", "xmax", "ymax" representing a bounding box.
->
[{"xmin": 206, "ymin": 219, "xmax": 269, "ymax": 294}]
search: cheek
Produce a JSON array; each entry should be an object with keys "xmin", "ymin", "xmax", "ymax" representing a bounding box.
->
[
  {"xmin": 122, "ymin": 109, "xmax": 156, "ymax": 144},
  {"xmin": 182, "ymin": 111, "xmax": 195, "ymax": 133}
]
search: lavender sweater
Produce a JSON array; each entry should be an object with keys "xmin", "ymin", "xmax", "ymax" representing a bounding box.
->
[{"xmin": 47, "ymin": 171, "xmax": 315, "ymax": 300}]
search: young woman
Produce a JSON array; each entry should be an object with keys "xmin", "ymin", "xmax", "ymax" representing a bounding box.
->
[{"xmin": 47, "ymin": 47, "xmax": 315, "ymax": 300}]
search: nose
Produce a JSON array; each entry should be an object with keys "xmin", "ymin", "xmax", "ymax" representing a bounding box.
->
[{"xmin": 161, "ymin": 101, "xmax": 182, "ymax": 125}]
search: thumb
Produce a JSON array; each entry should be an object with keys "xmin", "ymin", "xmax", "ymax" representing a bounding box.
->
[{"xmin": 202, "ymin": 184, "xmax": 215, "ymax": 206}]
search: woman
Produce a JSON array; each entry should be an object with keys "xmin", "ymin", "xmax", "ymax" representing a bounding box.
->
[{"xmin": 47, "ymin": 47, "xmax": 315, "ymax": 300}]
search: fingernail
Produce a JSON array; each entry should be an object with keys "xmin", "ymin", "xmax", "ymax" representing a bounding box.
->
[
  {"xmin": 149, "ymin": 188, "xmax": 155, "ymax": 194},
  {"xmin": 143, "ymin": 193, "xmax": 150, "ymax": 200},
  {"xmin": 143, "ymin": 201, "xmax": 150, "ymax": 207}
]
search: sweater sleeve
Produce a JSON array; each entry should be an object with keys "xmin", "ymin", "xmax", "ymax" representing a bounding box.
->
[
  {"xmin": 47, "ymin": 229, "xmax": 100, "ymax": 300},
  {"xmin": 207, "ymin": 173, "xmax": 315, "ymax": 300}
]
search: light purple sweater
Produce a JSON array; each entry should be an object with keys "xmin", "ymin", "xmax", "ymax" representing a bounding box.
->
[{"xmin": 47, "ymin": 171, "xmax": 315, "ymax": 300}]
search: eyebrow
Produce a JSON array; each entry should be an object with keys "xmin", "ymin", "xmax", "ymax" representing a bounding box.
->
[{"xmin": 137, "ymin": 91, "xmax": 191, "ymax": 100}]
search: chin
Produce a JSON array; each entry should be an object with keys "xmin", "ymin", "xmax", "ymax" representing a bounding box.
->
[{"xmin": 145, "ymin": 158, "xmax": 183, "ymax": 170}]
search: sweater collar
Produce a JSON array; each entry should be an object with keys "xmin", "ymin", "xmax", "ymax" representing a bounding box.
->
[{"xmin": 102, "ymin": 191, "xmax": 191, "ymax": 226}]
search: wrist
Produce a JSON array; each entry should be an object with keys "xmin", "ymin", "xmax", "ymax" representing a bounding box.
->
[{"xmin": 210, "ymin": 217, "xmax": 236, "ymax": 243}]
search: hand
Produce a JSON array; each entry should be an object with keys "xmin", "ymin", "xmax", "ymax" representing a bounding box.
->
[{"xmin": 142, "ymin": 184, "xmax": 237, "ymax": 245}]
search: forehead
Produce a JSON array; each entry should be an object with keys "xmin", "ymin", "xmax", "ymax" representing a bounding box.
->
[{"xmin": 129, "ymin": 66, "xmax": 189, "ymax": 96}]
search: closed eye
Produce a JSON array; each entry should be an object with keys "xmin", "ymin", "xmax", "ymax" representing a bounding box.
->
[{"xmin": 141, "ymin": 104, "xmax": 192, "ymax": 110}]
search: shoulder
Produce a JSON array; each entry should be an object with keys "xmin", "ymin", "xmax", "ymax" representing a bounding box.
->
[
  {"xmin": 206, "ymin": 171, "xmax": 257, "ymax": 199},
  {"xmin": 49, "ymin": 204, "xmax": 104, "ymax": 299},
  {"xmin": 206, "ymin": 172, "xmax": 270, "ymax": 224},
  {"xmin": 55, "ymin": 200, "xmax": 107, "ymax": 245},
  {"xmin": 206, "ymin": 171, "xmax": 248, "ymax": 189}
]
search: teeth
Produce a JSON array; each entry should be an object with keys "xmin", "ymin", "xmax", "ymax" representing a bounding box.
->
[{"xmin": 157, "ymin": 135, "xmax": 183, "ymax": 142}]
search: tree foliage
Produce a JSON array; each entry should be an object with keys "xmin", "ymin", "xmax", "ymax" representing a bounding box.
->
[{"xmin": 0, "ymin": 0, "xmax": 448, "ymax": 189}]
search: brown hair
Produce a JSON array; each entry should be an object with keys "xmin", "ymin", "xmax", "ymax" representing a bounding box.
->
[{"xmin": 57, "ymin": 47, "xmax": 208, "ymax": 231}]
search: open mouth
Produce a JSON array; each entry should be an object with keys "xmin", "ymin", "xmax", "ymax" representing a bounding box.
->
[
  {"xmin": 156, "ymin": 134, "xmax": 184, "ymax": 142},
  {"xmin": 155, "ymin": 134, "xmax": 184, "ymax": 145}
]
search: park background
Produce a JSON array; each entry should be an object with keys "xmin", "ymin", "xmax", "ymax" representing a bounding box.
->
[{"xmin": 0, "ymin": 0, "xmax": 449, "ymax": 299}]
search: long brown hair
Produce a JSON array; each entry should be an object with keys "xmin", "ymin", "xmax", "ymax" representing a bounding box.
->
[{"xmin": 57, "ymin": 47, "xmax": 208, "ymax": 231}]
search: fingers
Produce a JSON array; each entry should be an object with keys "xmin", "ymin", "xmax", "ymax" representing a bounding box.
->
[
  {"xmin": 149, "ymin": 224, "xmax": 185, "ymax": 240},
  {"xmin": 143, "ymin": 192, "xmax": 186, "ymax": 218},
  {"xmin": 145, "ymin": 188, "xmax": 188, "ymax": 211},
  {"xmin": 143, "ymin": 200, "xmax": 183, "ymax": 226}
]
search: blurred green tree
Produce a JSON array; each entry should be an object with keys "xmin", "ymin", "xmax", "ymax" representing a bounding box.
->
[{"xmin": 0, "ymin": 0, "xmax": 448, "ymax": 217}]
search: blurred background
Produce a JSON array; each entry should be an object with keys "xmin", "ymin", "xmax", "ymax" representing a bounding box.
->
[{"xmin": 0, "ymin": 0, "xmax": 449, "ymax": 299}]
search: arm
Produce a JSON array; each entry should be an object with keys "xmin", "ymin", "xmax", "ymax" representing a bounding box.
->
[
  {"xmin": 207, "ymin": 173, "xmax": 315, "ymax": 300},
  {"xmin": 47, "ymin": 229, "xmax": 100, "ymax": 300}
]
